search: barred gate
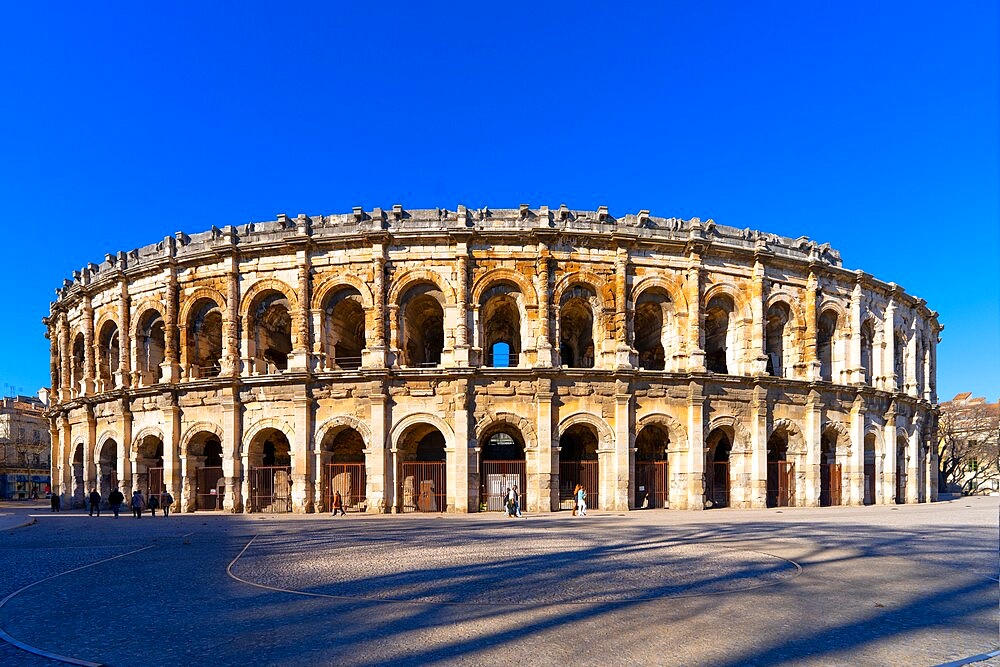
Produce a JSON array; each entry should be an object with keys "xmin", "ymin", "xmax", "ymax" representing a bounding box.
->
[
  {"xmin": 481, "ymin": 460, "xmax": 526, "ymax": 511},
  {"xmin": 325, "ymin": 463, "xmax": 367, "ymax": 512},
  {"xmin": 249, "ymin": 465, "xmax": 292, "ymax": 513},
  {"xmin": 864, "ymin": 462, "xmax": 876, "ymax": 505},
  {"xmin": 820, "ymin": 463, "xmax": 842, "ymax": 506},
  {"xmin": 767, "ymin": 461, "xmax": 795, "ymax": 507},
  {"xmin": 399, "ymin": 462, "xmax": 445, "ymax": 513},
  {"xmin": 196, "ymin": 466, "xmax": 225, "ymax": 510},
  {"xmin": 707, "ymin": 462, "xmax": 729, "ymax": 508},
  {"xmin": 635, "ymin": 461, "xmax": 668, "ymax": 509},
  {"xmin": 559, "ymin": 461, "xmax": 598, "ymax": 509},
  {"xmin": 147, "ymin": 467, "xmax": 165, "ymax": 497}
]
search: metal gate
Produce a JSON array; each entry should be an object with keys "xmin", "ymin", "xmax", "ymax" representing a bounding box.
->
[
  {"xmin": 147, "ymin": 467, "xmax": 165, "ymax": 497},
  {"xmin": 249, "ymin": 465, "xmax": 292, "ymax": 513},
  {"xmin": 635, "ymin": 461, "xmax": 668, "ymax": 509},
  {"xmin": 767, "ymin": 461, "xmax": 795, "ymax": 507},
  {"xmin": 820, "ymin": 463, "xmax": 842, "ymax": 506},
  {"xmin": 196, "ymin": 466, "xmax": 225, "ymax": 510},
  {"xmin": 325, "ymin": 463, "xmax": 367, "ymax": 512},
  {"xmin": 481, "ymin": 460, "xmax": 526, "ymax": 511},
  {"xmin": 707, "ymin": 462, "xmax": 729, "ymax": 508},
  {"xmin": 559, "ymin": 461, "xmax": 598, "ymax": 509},
  {"xmin": 399, "ymin": 462, "xmax": 445, "ymax": 513},
  {"xmin": 864, "ymin": 462, "xmax": 876, "ymax": 505}
]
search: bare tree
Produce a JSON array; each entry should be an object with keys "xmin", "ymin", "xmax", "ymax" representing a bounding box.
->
[{"xmin": 938, "ymin": 394, "xmax": 1000, "ymax": 494}]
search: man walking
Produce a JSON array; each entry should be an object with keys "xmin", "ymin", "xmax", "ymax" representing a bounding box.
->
[
  {"xmin": 108, "ymin": 488, "xmax": 125, "ymax": 518},
  {"xmin": 130, "ymin": 490, "xmax": 144, "ymax": 518},
  {"xmin": 88, "ymin": 489, "xmax": 101, "ymax": 517}
]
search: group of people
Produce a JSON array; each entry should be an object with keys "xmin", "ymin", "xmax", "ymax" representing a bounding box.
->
[
  {"xmin": 71, "ymin": 488, "xmax": 175, "ymax": 518},
  {"xmin": 505, "ymin": 485, "xmax": 523, "ymax": 518}
]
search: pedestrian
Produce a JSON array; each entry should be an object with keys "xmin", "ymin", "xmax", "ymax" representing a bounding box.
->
[
  {"xmin": 108, "ymin": 488, "xmax": 124, "ymax": 518},
  {"xmin": 131, "ymin": 490, "xmax": 144, "ymax": 518},
  {"xmin": 88, "ymin": 489, "xmax": 101, "ymax": 517},
  {"xmin": 147, "ymin": 492, "xmax": 160, "ymax": 517},
  {"xmin": 575, "ymin": 484, "xmax": 587, "ymax": 516},
  {"xmin": 161, "ymin": 490, "xmax": 174, "ymax": 517},
  {"xmin": 572, "ymin": 484, "xmax": 581, "ymax": 516},
  {"xmin": 331, "ymin": 490, "xmax": 346, "ymax": 516},
  {"xmin": 50, "ymin": 493, "xmax": 61, "ymax": 512},
  {"xmin": 507, "ymin": 485, "xmax": 522, "ymax": 518}
]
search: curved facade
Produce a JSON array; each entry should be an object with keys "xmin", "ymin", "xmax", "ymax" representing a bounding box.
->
[{"xmin": 45, "ymin": 205, "xmax": 941, "ymax": 513}]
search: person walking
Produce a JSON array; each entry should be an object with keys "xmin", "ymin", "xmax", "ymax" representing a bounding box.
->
[
  {"xmin": 572, "ymin": 484, "xmax": 581, "ymax": 516},
  {"xmin": 130, "ymin": 490, "xmax": 144, "ymax": 518},
  {"xmin": 88, "ymin": 489, "xmax": 101, "ymax": 517},
  {"xmin": 50, "ymin": 492, "xmax": 61, "ymax": 512},
  {"xmin": 147, "ymin": 492, "xmax": 160, "ymax": 517},
  {"xmin": 331, "ymin": 490, "xmax": 346, "ymax": 516},
  {"xmin": 575, "ymin": 484, "xmax": 588, "ymax": 516},
  {"xmin": 108, "ymin": 488, "xmax": 124, "ymax": 518},
  {"xmin": 161, "ymin": 491, "xmax": 174, "ymax": 517},
  {"xmin": 507, "ymin": 485, "xmax": 522, "ymax": 518}
]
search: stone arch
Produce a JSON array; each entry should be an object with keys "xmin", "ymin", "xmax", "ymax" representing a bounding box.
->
[
  {"xmin": 96, "ymin": 429, "xmax": 120, "ymax": 451},
  {"xmin": 823, "ymin": 419, "xmax": 851, "ymax": 442},
  {"xmin": 315, "ymin": 415, "xmax": 373, "ymax": 452},
  {"xmin": 471, "ymin": 268, "xmax": 538, "ymax": 307},
  {"xmin": 552, "ymin": 271, "xmax": 609, "ymax": 310},
  {"xmin": 178, "ymin": 286, "xmax": 228, "ymax": 328},
  {"xmin": 771, "ymin": 418, "xmax": 807, "ymax": 456},
  {"xmin": 637, "ymin": 412, "xmax": 689, "ymax": 450},
  {"xmin": 765, "ymin": 292, "xmax": 807, "ymax": 333},
  {"xmin": 131, "ymin": 299, "xmax": 165, "ymax": 340},
  {"xmin": 93, "ymin": 310, "xmax": 120, "ymax": 344},
  {"xmin": 388, "ymin": 268, "xmax": 456, "ymax": 306},
  {"xmin": 706, "ymin": 416, "xmax": 753, "ymax": 454},
  {"xmin": 388, "ymin": 412, "xmax": 455, "ymax": 452},
  {"xmin": 631, "ymin": 275, "xmax": 688, "ymax": 314},
  {"xmin": 311, "ymin": 273, "xmax": 375, "ymax": 311},
  {"xmin": 818, "ymin": 299, "xmax": 848, "ymax": 327},
  {"xmin": 476, "ymin": 411, "xmax": 538, "ymax": 452},
  {"xmin": 180, "ymin": 421, "xmax": 224, "ymax": 456},
  {"xmin": 242, "ymin": 418, "xmax": 295, "ymax": 458},
  {"xmin": 557, "ymin": 412, "xmax": 614, "ymax": 449},
  {"xmin": 239, "ymin": 278, "xmax": 299, "ymax": 319},
  {"xmin": 131, "ymin": 426, "xmax": 165, "ymax": 454},
  {"xmin": 702, "ymin": 283, "xmax": 752, "ymax": 321},
  {"xmin": 864, "ymin": 424, "xmax": 885, "ymax": 454}
]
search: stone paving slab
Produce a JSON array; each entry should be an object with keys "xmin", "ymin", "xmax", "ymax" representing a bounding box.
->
[{"xmin": 0, "ymin": 498, "xmax": 996, "ymax": 666}]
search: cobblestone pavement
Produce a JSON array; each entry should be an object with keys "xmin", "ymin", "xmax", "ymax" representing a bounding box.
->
[{"xmin": 0, "ymin": 498, "xmax": 996, "ymax": 667}]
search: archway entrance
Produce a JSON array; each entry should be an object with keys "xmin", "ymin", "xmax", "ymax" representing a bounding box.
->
[
  {"xmin": 820, "ymin": 429, "xmax": 842, "ymax": 506},
  {"xmin": 135, "ymin": 435, "xmax": 164, "ymax": 498},
  {"xmin": 396, "ymin": 425, "xmax": 446, "ymax": 512},
  {"xmin": 247, "ymin": 428, "xmax": 292, "ymax": 513},
  {"xmin": 863, "ymin": 434, "xmax": 877, "ymax": 505},
  {"xmin": 188, "ymin": 432, "xmax": 224, "ymax": 510},
  {"xmin": 766, "ymin": 429, "xmax": 794, "ymax": 508},
  {"xmin": 896, "ymin": 436, "xmax": 908, "ymax": 504},
  {"xmin": 320, "ymin": 425, "xmax": 367, "ymax": 513},
  {"xmin": 97, "ymin": 439, "xmax": 119, "ymax": 505},
  {"xmin": 705, "ymin": 428, "xmax": 732, "ymax": 508},
  {"xmin": 558, "ymin": 423, "xmax": 599, "ymax": 509},
  {"xmin": 635, "ymin": 425, "xmax": 669, "ymax": 509},
  {"xmin": 479, "ymin": 429, "xmax": 526, "ymax": 512},
  {"xmin": 72, "ymin": 443, "xmax": 84, "ymax": 507}
]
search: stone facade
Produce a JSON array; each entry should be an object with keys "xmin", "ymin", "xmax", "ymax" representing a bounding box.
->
[
  {"xmin": 0, "ymin": 395, "xmax": 51, "ymax": 499},
  {"xmin": 45, "ymin": 205, "xmax": 941, "ymax": 512}
]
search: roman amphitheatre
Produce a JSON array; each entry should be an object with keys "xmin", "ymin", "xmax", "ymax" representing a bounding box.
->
[{"xmin": 44, "ymin": 204, "xmax": 940, "ymax": 514}]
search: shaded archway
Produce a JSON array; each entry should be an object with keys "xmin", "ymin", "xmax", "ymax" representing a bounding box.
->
[
  {"xmin": 136, "ymin": 309, "xmax": 166, "ymax": 385},
  {"xmin": 135, "ymin": 434, "xmax": 164, "ymax": 498},
  {"xmin": 395, "ymin": 423, "xmax": 446, "ymax": 512},
  {"xmin": 634, "ymin": 288, "xmax": 674, "ymax": 371},
  {"xmin": 863, "ymin": 433, "xmax": 877, "ymax": 505},
  {"xmin": 559, "ymin": 285, "xmax": 596, "ymax": 368},
  {"xmin": 187, "ymin": 431, "xmax": 224, "ymax": 510},
  {"xmin": 705, "ymin": 428, "xmax": 732, "ymax": 508},
  {"xmin": 72, "ymin": 442, "xmax": 85, "ymax": 507},
  {"xmin": 97, "ymin": 321, "xmax": 120, "ymax": 391},
  {"xmin": 894, "ymin": 331, "xmax": 907, "ymax": 391},
  {"xmin": 817, "ymin": 310, "xmax": 838, "ymax": 382},
  {"xmin": 481, "ymin": 283, "xmax": 522, "ymax": 368},
  {"xmin": 766, "ymin": 428, "xmax": 793, "ymax": 507},
  {"xmin": 247, "ymin": 427, "xmax": 292, "ymax": 512},
  {"xmin": 635, "ymin": 424, "xmax": 669, "ymax": 508},
  {"xmin": 896, "ymin": 435, "xmax": 908, "ymax": 504},
  {"xmin": 323, "ymin": 288, "xmax": 366, "ymax": 370},
  {"xmin": 558, "ymin": 423, "xmax": 599, "ymax": 508},
  {"xmin": 319, "ymin": 425, "xmax": 367, "ymax": 512},
  {"xmin": 705, "ymin": 294, "xmax": 736, "ymax": 374},
  {"xmin": 819, "ymin": 427, "xmax": 843, "ymax": 506},
  {"xmin": 250, "ymin": 292, "xmax": 292, "ymax": 373},
  {"xmin": 860, "ymin": 319, "xmax": 875, "ymax": 385},
  {"xmin": 400, "ymin": 284, "xmax": 445, "ymax": 367},
  {"xmin": 71, "ymin": 332, "xmax": 85, "ymax": 393},
  {"xmin": 97, "ymin": 439, "xmax": 118, "ymax": 505},
  {"xmin": 765, "ymin": 301, "xmax": 792, "ymax": 377},
  {"xmin": 185, "ymin": 298, "xmax": 223, "ymax": 378},
  {"xmin": 479, "ymin": 427, "xmax": 526, "ymax": 512}
]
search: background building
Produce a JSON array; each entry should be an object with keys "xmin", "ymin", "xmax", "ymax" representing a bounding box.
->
[
  {"xmin": 0, "ymin": 393, "xmax": 51, "ymax": 499},
  {"xmin": 938, "ymin": 392, "xmax": 1000, "ymax": 495}
]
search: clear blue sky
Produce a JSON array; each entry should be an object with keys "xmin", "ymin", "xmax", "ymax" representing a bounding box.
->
[{"xmin": 1, "ymin": 2, "xmax": 996, "ymax": 401}]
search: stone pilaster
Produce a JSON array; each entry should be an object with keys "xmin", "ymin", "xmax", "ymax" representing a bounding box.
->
[
  {"xmin": 612, "ymin": 379, "xmax": 632, "ymax": 510},
  {"xmin": 804, "ymin": 268, "xmax": 821, "ymax": 380},
  {"xmin": 848, "ymin": 394, "xmax": 865, "ymax": 505},
  {"xmin": 614, "ymin": 247, "xmax": 633, "ymax": 368},
  {"xmin": 364, "ymin": 244, "xmax": 387, "ymax": 368},
  {"xmin": 849, "ymin": 274, "xmax": 865, "ymax": 384},
  {"xmin": 160, "ymin": 251, "xmax": 181, "ymax": 383},
  {"xmin": 292, "ymin": 388, "xmax": 313, "ymax": 511},
  {"xmin": 221, "ymin": 388, "xmax": 242, "ymax": 512},
  {"xmin": 288, "ymin": 249, "xmax": 311, "ymax": 371},
  {"xmin": 534, "ymin": 244, "xmax": 553, "ymax": 367},
  {"xmin": 82, "ymin": 293, "xmax": 96, "ymax": 395},
  {"xmin": 59, "ymin": 311, "xmax": 71, "ymax": 401},
  {"xmin": 685, "ymin": 253, "xmax": 705, "ymax": 371},
  {"xmin": 683, "ymin": 381, "xmax": 705, "ymax": 510},
  {"xmin": 534, "ymin": 377, "xmax": 556, "ymax": 511},
  {"xmin": 881, "ymin": 402, "xmax": 897, "ymax": 504},
  {"xmin": 750, "ymin": 250, "xmax": 769, "ymax": 376},
  {"xmin": 163, "ymin": 400, "xmax": 182, "ymax": 509},
  {"xmin": 449, "ymin": 378, "xmax": 470, "ymax": 512},
  {"xmin": 884, "ymin": 297, "xmax": 897, "ymax": 392},
  {"xmin": 804, "ymin": 389, "xmax": 822, "ymax": 506},
  {"xmin": 748, "ymin": 382, "xmax": 768, "ymax": 508},
  {"xmin": 220, "ymin": 240, "xmax": 240, "ymax": 377},
  {"xmin": 366, "ymin": 379, "xmax": 389, "ymax": 513},
  {"xmin": 453, "ymin": 244, "xmax": 470, "ymax": 367},
  {"xmin": 116, "ymin": 278, "xmax": 132, "ymax": 388}
]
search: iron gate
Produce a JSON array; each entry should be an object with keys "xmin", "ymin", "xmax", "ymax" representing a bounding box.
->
[
  {"xmin": 820, "ymin": 463, "xmax": 842, "ymax": 506},
  {"xmin": 559, "ymin": 461, "xmax": 598, "ymax": 509},
  {"xmin": 249, "ymin": 465, "xmax": 292, "ymax": 513},
  {"xmin": 196, "ymin": 466, "xmax": 225, "ymax": 510},
  {"xmin": 864, "ymin": 462, "xmax": 876, "ymax": 505},
  {"xmin": 325, "ymin": 463, "xmax": 367, "ymax": 512},
  {"xmin": 707, "ymin": 461, "xmax": 729, "ymax": 508},
  {"xmin": 481, "ymin": 460, "xmax": 526, "ymax": 511},
  {"xmin": 635, "ymin": 461, "xmax": 668, "ymax": 509},
  {"xmin": 767, "ymin": 461, "xmax": 795, "ymax": 507},
  {"xmin": 399, "ymin": 462, "xmax": 445, "ymax": 513},
  {"xmin": 147, "ymin": 467, "xmax": 165, "ymax": 498}
]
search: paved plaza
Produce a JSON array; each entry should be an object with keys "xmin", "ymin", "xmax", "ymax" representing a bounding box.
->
[{"xmin": 0, "ymin": 498, "xmax": 996, "ymax": 666}]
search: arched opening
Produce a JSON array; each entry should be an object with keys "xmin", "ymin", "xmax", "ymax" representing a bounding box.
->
[
  {"xmin": 705, "ymin": 428, "xmax": 732, "ymax": 508},
  {"xmin": 97, "ymin": 321, "xmax": 120, "ymax": 391},
  {"xmin": 634, "ymin": 288, "xmax": 673, "ymax": 371},
  {"xmin": 251, "ymin": 292, "xmax": 292, "ymax": 373},
  {"xmin": 817, "ymin": 310, "xmax": 838, "ymax": 382},
  {"xmin": 558, "ymin": 423, "xmax": 599, "ymax": 509},
  {"xmin": 247, "ymin": 428, "xmax": 292, "ymax": 512},
  {"xmin": 766, "ymin": 428, "xmax": 794, "ymax": 507},
  {"xmin": 396, "ymin": 424, "xmax": 446, "ymax": 512},
  {"xmin": 559, "ymin": 286, "xmax": 596, "ymax": 368},
  {"xmin": 705, "ymin": 295, "xmax": 736, "ymax": 374},
  {"xmin": 765, "ymin": 302, "xmax": 792, "ymax": 377},
  {"xmin": 479, "ymin": 428, "xmax": 526, "ymax": 512},
  {"xmin": 896, "ymin": 435, "xmax": 908, "ymax": 504},
  {"xmin": 319, "ymin": 425, "xmax": 367, "ymax": 512},
  {"xmin": 860, "ymin": 319, "xmax": 875, "ymax": 385},
  {"xmin": 71, "ymin": 332, "xmax": 85, "ymax": 393},
  {"xmin": 400, "ymin": 284, "xmax": 445, "ymax": 367},
  {"xmin": 323, "ymin": 288, "xmax": 366, "ymax": 370},
  {"xmin": 863, "ymin": 433, "xmax": 877, "ymax": 505},
  {"xmin": 819, "ymin": 428, "xmax": 843, "ymax": 506},
  {"xmin": 894, "ymin": 331, "xmax": 906, "ymax": 391},
  {"xmin": 72, "ymin": 443, "xmax": 85, "ymax": 507},
  {"xmin": 188, "ymin": 431, "xmax": 224, "ymax": 510},
  {"xmin": 136, "ymin": 309, "xmax": 166, "ymax": 385},
  {"xmin": 135, "ymin": 435, "xmax": 164, "ymax": 498},
  {"xmin": 635, "ymin": 424, "xmax": 669, "ymax": 508},
  {"xmin": 186, "ymin": 298, "xmax": 223, "ymax": 378},
  {"xmin": 481, "ymin": 284, "xmax": 522, "ymax": 367},
  {"xmin": 97, "ymin": 439, "xmax": 118, "ymax": 505}
]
